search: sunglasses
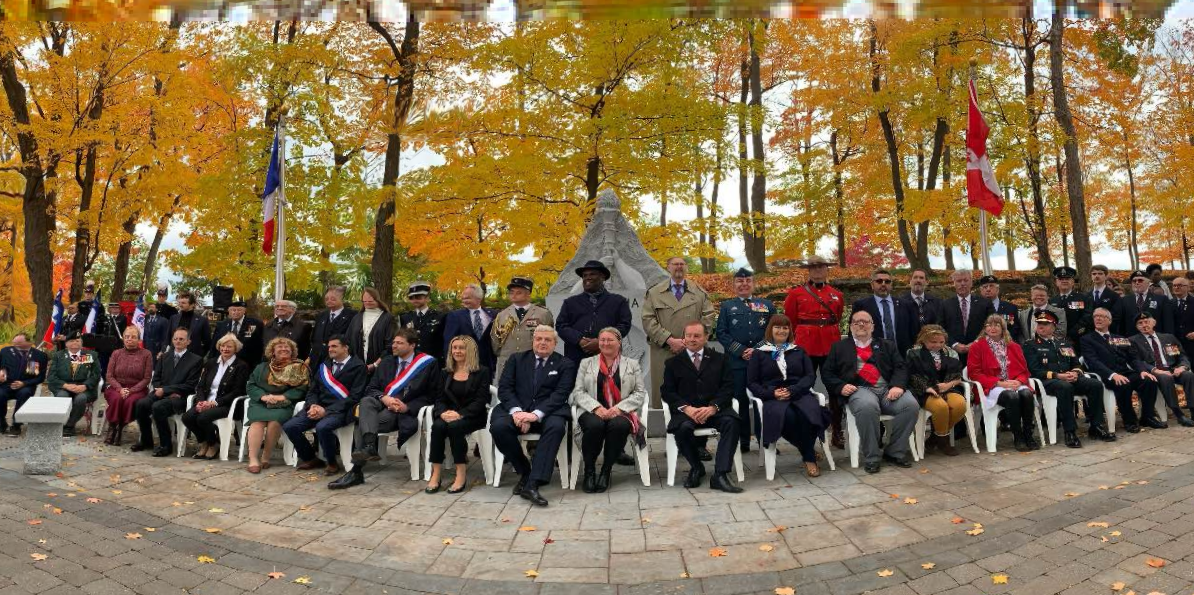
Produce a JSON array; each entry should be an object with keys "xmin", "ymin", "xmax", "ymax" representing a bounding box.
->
[{"xmin": 873, "ymin": 279, "xmax": 893, "ymax": 285}]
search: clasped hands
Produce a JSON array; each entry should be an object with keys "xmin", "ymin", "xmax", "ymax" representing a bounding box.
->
[
  {"xmin": 592, "ymin": 406, "xmax": 621, "ymax": 420},
  {"xmin": 682, "ymin": 404, "xmax": 717, "ymax": 424},
  {"xmin": 512, "ymin": 410, "xmax": 539, "ymax": 433},
  {"xmin": 380, "ymin": 396, "xmax": 408, "ymax": 414}
]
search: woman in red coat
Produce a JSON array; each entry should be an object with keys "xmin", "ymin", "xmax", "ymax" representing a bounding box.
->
[{"xmin": 968, "ymin": 314, "xmax": 1037, "ymax": 452}]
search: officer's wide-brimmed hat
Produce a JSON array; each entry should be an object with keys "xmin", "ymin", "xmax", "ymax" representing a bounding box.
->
[
  {"xmin": 64, "ymin": 331, "xmax": 82, "ymax": 341},
  {"xmin": 978, "ymin": 275, "xmax": 999, "ymax": 286},
  {"xmin": 507, "ymin": 277, "xmax": 533, "ymax": 292},
  {"xmin": 406, "ymin": 282, "xmax": 431, "ymax": 298},
  {"xmin": 1052, "ymin": 266, "xmax": 1077, "ymax": 279},
  {"xmin": 229, "ymin": 300, "xmax": 247, "ymax": 308},
  {"xmin": 575, "ymin": 260, "xmax": 612, "ymax": 280},
  {"xmin": 1034, "ymin": 310, "xmax": 1059, "ymax": 325},
  {"xmin": 798, "ymin": 255, "xmax": 835, "ymax": 268},
  {"xmin": 733, "ymin": 267, "xmax": 754, "ymax": 278}
]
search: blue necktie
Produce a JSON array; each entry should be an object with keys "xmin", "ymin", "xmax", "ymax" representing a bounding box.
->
[
  {"xmin": 882, "ymin": 299, "xmax": 896, "ymax": 342},
  {"xmin": 472, "ymin": 310, "xmax": 483, "ymax": 338},
  {"xmin": 534, "ymin": 357, "xmax": 545, "ymax": 388},
  {"xmin": 673, "ymin": 284, "xmax": 683, "ymax": 302}
]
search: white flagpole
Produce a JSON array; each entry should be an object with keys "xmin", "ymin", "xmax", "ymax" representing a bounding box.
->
[
  {"xmin": 274, "ymin": 112, "xmax": 287, "ymax": 302},
  {"xmin": 970, "ymin": 59, "xmax": 993, "ymax": 276}
]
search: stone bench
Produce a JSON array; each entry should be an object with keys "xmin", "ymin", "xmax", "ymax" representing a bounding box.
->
[{"xmin": 14, "ymin": 397, "xmax": 71, "ymax": 475}]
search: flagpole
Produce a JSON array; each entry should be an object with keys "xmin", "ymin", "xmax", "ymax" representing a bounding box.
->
[
  {"xmin": 274, "ymin": 110, "xmax": 287, "ymax": 302},
  {"xmin": 970, "ymin": 58, "xmax": 993, "ymax": 276}
]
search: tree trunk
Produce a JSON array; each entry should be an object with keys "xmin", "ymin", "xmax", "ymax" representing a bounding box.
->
[
  {"xmin": 141, "ymin": 195, "xmax": 181, "ymax": 292},
  {"xmin": 745, "ymin": 22, "xmax": 768, "ymax": 273},
  {"xmin": 705, "ymin": 139, "xmax": 722, "ymax": 274},
  {"xmin": 1005, "ymin": 221, "xmax": 1016, "ymax": 271},
  {"xmin": 829, "ymin": 130, "xmax": 847, "ymax": 267},
  {"xmin": 1020, "ymin": 30, "xmax": 1053, "ymax": 270},
  {"xmin": 1049, "ymin": 15, "xmax": 1093, "ymax": 279},
  {"xmin": 943, "ymin": 145, "xmax": 955, "ymax": 270},
  {"xmin": 737, "ymin": 48, "xmax": 752, "ymax": 270},
  {"xmin": 0, "ymin": 223, "xmax": 14, "ymax": 322},
  {"xmin": 69, "ymin": 83, "xmax": 105, "ymax": 302},
  {"xmin": 111, "ymin": 213, "xmax": 137, "ymax": 299},
  {"xmin": 369, "ymin": 14, "xmax": 420, "ymax": 306},
  {"xmin": 970, "ymin": 242, "xmax": 980, "ymax": 270},
  {"xmin": 1124, "ymin": 139, "xmax": 1140, "ymax": 271}
]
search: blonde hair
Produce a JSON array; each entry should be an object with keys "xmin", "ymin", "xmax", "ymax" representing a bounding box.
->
[
  {"xmin": 264, "ymin": 337, "xmax": 298, "ymax": 361},
  {"xmin": 982, "ymin": 314, "xmax": 1012, "ymax": 343},
  {"xmin": 215, "ymin": 333, "xmax": 243, "ymax": 353},
  {"xmin": 914, "ymin": 324, "xmax": 947, "ymax": 347},
  {"xmin": 446, "ymin": 335, "xmax": 481, "ymax": 373}
]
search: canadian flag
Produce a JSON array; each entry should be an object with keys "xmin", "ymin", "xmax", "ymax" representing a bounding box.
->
[{"xmin": 966, "ymin": 79, "xmax": 1003, "ymax": 216}]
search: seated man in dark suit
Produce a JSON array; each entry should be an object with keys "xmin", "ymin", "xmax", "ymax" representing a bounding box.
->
[
  {"xmin": 283, "ymin": 335, "xmax": 366, "ymax": 474},
  {"xmin": 492, "ymin": 326, "xmax": 577, "ymax": 506},
  {"xmin": 0, "ymin": 333, "xmax": 49, "ymax": 436},
  {"xmin": 1081, "ymin": 307, "xmax": 1160, "ymax": 434},
  {"xmin": 850, "ymin": 268, "xmax": 915, "ymax": 354},
  {"xmin": 660, "ymin": 320, "xmax": 743, "ymax": 493},
  {"xmin": 132, "ymin": 328, "xmax": 204, "ymax": 456},
  {"xmin": 329, "ymin": 328, "xmax": 440, "ymax": 489},
  {"xmin": 1130, "ymin": 312, "xmax": 1194, "ymax": 427}
]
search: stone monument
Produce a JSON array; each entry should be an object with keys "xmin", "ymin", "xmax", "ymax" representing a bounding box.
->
[{"xmin": 547, "ymin": 190, "xmax": 669, "ymax": 429}]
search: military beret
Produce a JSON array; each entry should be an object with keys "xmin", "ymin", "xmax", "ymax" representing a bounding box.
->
[
  {"xmin": 507, "ymin": 277, "xmax": 533, "ymax": 292},
  {"xmin": 64, "ymin": 331, "xmax": 82, "ymax": 341},
  {"xmin": 1136, "ymin": 311, "xmax": 1155, "ymax": 322},
  {"xmin": 1052, "ymin": 266, "xmax": 1077, "ymax": 279},
  {"xmin": 1034, "ymin": 310, "xmax": 1059, "ymax": 325},
  {"xmin": 1129, "ymin": 270, "xmax": 1148, "ymax": 281},
  {"xmin": 106, "ymin": 302, "xmax": 121, "ymax": 308},
  {"xmin": 407, "ymin": 283, "xmax": 431, "ymax": 298},
  {"xmin": 978, "ymin": 275, "xmax": 999, "ymax": 286},
  {"xmin": 733, "ymin": 267, "xmax": 754, "ymax": 278}
]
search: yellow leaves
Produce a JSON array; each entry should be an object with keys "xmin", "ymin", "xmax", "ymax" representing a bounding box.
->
[
  {"xmin": 1088, "ymin": 522, "xmax": 1110, "ymax": 528},
  {"xmin": 197, "ymin": 556, "xmax": 216, "ymax": 564},
  {"xmin": 144, "ymin": 527, "xmax": 156, "ymax": 532},
  {"xmin": 208, "ymin": 508, "xmax": 225, "ymax": 514},
  {"xmin": 876, "ymin": 569, "xmax": 894, "ymax": 577},
  {"xmin": 30, "ymin": 553, "xmax": 48, "ymax": 561},
  {"xmin": 293, "ymin": 576, "xmax": 312, "ymax": 584},
  {"xmin": 921, "ymin": 562, "xmax": 936, "ymax": 569},
  {"xmin": 27, "ymin": 519, "xmax": 42, "ymax": 526},
  {"xmin": 267, "ymin": 572, "xmax": 286, "ymax": 580},
  {"xmin": 442, "ymin": 538, "xmax": 454, "ymax": 545},
  {"xmin": 1146, "ymin": 558, "xmax": 1166, "ymax": 568},
  {"xmin": 125, "ymin": 533, "xmax": 142, "ymax": 540},
  {"xmin": 1064, "ymin": 492, "xmax": 1080, "ymax": 497},
  {"xmin": 709, "ymin": 547, "xmax": 728, "ymax": 557},
  {"xmin": 1111, "ymin": 582, "xmax": 1126, "ymax": 592},
  {"xmin": 775, "ymin": 588, "xmax": 795, "ymax": 595},
  {"xmin": 205, "ymin": 528, "xmax": 222, "ymax": 534},
  {"xmin": 759, "ymin": 544, "xmax": 775, "ymax": 552},
  {"xmin": 680, "ymin": 572, "xmax": 691, "ymax": 579},
  {"xmin": 767, "ymin": 526, "xmax": 787, "ymax": 533},
  {"xmin": 903, "ymin": 498, "xmax": 918, "ymax": 505},
  {"xmin": 992, "ymin": 574, "xmax": 1009, "ymax": 585},
  {"xmin": 524, "ymin": 570, "xmax": 539, "ymax": 578},
  {"xmin": 1111, "ymin": 531, "xmax": 1122, "ymax": 537},
  {"xmin": 51, "ymin": 508, "xmax": 62, "ymax": 515},
  {"xmin": 518, "ymin": 526, "xmax": 536, "ymax": 532},
  {"xmin": 965, "ymin": 522, "xmax": 985, "ymax": 536}
]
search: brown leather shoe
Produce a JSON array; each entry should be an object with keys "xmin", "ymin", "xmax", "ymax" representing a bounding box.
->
[
  {"xmin": 324, "ymin": 463, "xmax": 343, "ymax": 476},
  {"xmin": 296, "ymin": 458, "xmax": 325, "ymax": 471}
]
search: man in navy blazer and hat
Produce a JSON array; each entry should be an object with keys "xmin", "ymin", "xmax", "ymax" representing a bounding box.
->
[
  {"xmin": 443, "ymin": 284, "xmax": 498, "ymax": 370},
  {"xmin": 555, "ymin": 260, "xmax": 632, "ymax": 364}
]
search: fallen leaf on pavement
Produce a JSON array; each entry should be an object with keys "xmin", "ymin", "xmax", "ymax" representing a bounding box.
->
[
  {"xmin": 51, "ymin": 508, "xmax": 62, "ymax": 515},
  {"xmin": 293, "ymin": 576, "xmax": 311, "ymax": 584},
  {"xmin": 543, "ymin": 538, "xmax": 554, "ymax": 544},
  {"xmin": 37, "ymin": 539, "xmax": 45, "ymax": 544},
  {"xmin": 966, "ymin": 528, "xmax": 985, "ymax": 536},
  {"xmin": 1064, "ymin": 492, "xmax": 1080, "ymax": 497},
  {"xmin": 64, "ymin": 493, "xmax": 75, "ymax": 498},
  {"xmin": 877, "ymin": 569, "xmax": 894, "ymax": 577},
  {"xmin": 501, "ymin": 517, "xmax": 511, "ymax": 523},
  {"xmin": 125, "ymin": 533, "xmax": 141, "ymax": 540},
  {"xmin": 1088, "ymin": 522, "xmax": 1110, "ymax": 528},
  {"xmin": 27, "ymin": 520, "xmax": 42, "ymax": 526},
  {"xmin": 524, "ymin": 570, "xmax": 538, "ymax": 578},
  {"xmin": 208, "ymin": 508, "xmax": 225, "ymax": 513},
  {"xmin": 680, "ymin": 572, "xmax": 691, "ymax": 579},
  {"xmin": 299, "ymin": 506, "xmax": 313, "ymax": 512},
  {"xmin": 1111, "ymin": 582, "xmax": 1126, "ymax": 592},
  {"xmin": 950, "ymin": 517, "xmax": 965, "ymax": 524},
  {"xmin": 904, "ymin": 498, "xmax": 918, "ymax": 505},
  {"xmin": 1101, "ymin": 536, "xmax": 1110, "ymax": 543},
  {"xmin": 205, "ymin": 528, "xmax": 222, "ymax": 534},
  {"xmin": 767, "ymin": 526, "xmax": 787, "ymax": 533},
  {"xmin": 759, "ymin": 544, "xmax": 775, "ymax": 552},
  {"xmin": 518, "ymin": 526, "xmax": 536, "ymax": 532},
  {"xmin": 775, "ymin": 588, "xmax": 795, "ymax": 595},
  {"xmin": 1146, "ymin": 558, "xmax": 1166, "ymax": 568},
  {"xmin": 442, "ymin": 538, "xmax": 453, "ymax": 545},
  {"xmin": 1111, "ymin": 531, "xmax": 1122, "ymax": 536},
  {"xmin": 197, "ymin": 556, "xmax": 216, "ymax": 564},
  {"xmin": 922, "ymin": 562, "xmax": 936, "ymax": 569},
  {"xmin": 1099, "ymin": 486, "xmax": 1110, "ymax": 490},
  {"xmin": 30, "ymin": 553, "xmax": 48, "ymax": 561},
  {"xmin": 144, "ymin": 528, "xmax": 156, "ymax": 532},
  {"xmin": 641, "ymin": 517, "xmax": 652, "ymax": 524},
  {"xmin": 46, "ymin": 493, "xmax": 56, "ymax": 497},
  {"xmin": 919, "ymin": 468, "xmax": 930, "ymax": 474},
  {"xmin": 1137, "ymin": 480, "xmax": 1149, "ymax": 485},
  {"xmin": 889, "ymin": 494, "xmax": 899, "ymax": 499},
  {"xmin": 709, "ymin": 547, "xmax": 728, "ymax": 557},
  {"xmin": 992, "ymin": 574, "xmax": 1008, "ymax": 584},
  {"xmin": 171, "ymin": 502, "xmax": 182, "ymax": 507},
  {"xmin": 111, "ymin": 490, "xmax": 122, "ymax": 495},
  {"xmin": 268, "ymin": 572, "xmax": 285, "ymax": 579}
]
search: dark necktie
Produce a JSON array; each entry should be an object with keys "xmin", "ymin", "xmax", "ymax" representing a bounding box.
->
[
  {"xmin": 328, "ymin": 312, "xmax": 336, "ymax": 326},
  {"xmin": 416, "ymin": 311, "xmax": 424, "ymax": 322},
  {"xmin": 472, "ymin": 310, "xmax": 483, "ymax": 338},
  {"xmin": 175, "ymin": 353, "xmax": 182, "ymax": 365},
  {"xmin": 397, "ymin": 359, "xmax": 408, "ymax": 376},
  {"xmin": 17, "ymin": 351, "xmax": 28, "ymax": 375},
  {"xmin": 1150, "ymin": 335, "xmax": 1165, "ymax": 367},
  {"xmin": 333, "ymin": 362, "xmax": 343, "ymax": 375},
  {"xmin": 1094, "ymin": 289, "xmax": 1101, "ymax": 303},
  {"xmin": 673, "ymin": 284, "xmax": 684, "ymax": 302},
  {"xmin": 881, "ymin": 299, "xmax": 896, "ymax": 341},
  {"xmin": 1138, "ymin": 294, "xmax": 1145, "ymax": 310},
  {"xmin": 960, "ymin": 297, "xmax": 970, "ymax": 329},
  {"xmin": 232, "ymin": 320, "xmax": 240, "ymax": 335},
  {"xmin": 692, "ymin": 352, "xmax": 702, "ymax": 371},
  {"xmin": 516, "ymin": 307, "xmax": 526, "ymax": 321},
  {"xmin": 534, "ymin": 357, "xmax": 545, "ymax": 387}
]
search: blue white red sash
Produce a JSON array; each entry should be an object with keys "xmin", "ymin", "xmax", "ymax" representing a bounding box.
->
[
  {"xmin": 319, "ymin": 361, "xmax": 351, "ymax": 400},
  {"xmin": 384, "ymin": 353, "xmax": 436, "ymax": 397}
]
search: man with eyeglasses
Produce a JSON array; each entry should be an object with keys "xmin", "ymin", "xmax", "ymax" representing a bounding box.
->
[
  {"xmin": 1172, "ymin": 276, "xmax": 1194, "ymax": 359},
  {"xmin": 1081, "ymin": 307, "xmax": 1159, "ymax": 433},
  {"xmin": 1113, "ymin": 271, "xmax": 1174, "ymax": 337},
  {"xmin": 850, "ymin": 269, "xmax": 915, "ymax": 355}
]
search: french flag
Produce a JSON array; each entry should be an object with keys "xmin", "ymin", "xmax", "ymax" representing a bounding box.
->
[
  {"xmin": 83, "ymin": 290, "xmax": 101, "ymax": 333},
  {"xmin": 261, "ymin": 127, "xmax": 281, "ymax": 255},
  {"xmin": 40, "ymin": 288, "xmax": 63, "ymax": 346}
]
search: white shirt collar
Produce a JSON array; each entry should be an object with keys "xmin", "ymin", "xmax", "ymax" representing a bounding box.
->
[
  {"xmin": 415, "ymin": 307, "xmax": 428, "ymax": 315},
  {"xmin": 329, "ymin": 307, "xmax": 344, "ymax": 317},
  {"xmin": 853, "ymin": 337, "xmax": 873, "ymax": 348},
  {"xmin": 686, "ymin": 348, "xmax": 704, "ymax": 359},
  {"xmin": 218, "ymin": 354, "xmax": 236, "ymax": 366},
  {"xmin": 173, "ymin": 349, "xmax": 187, "ymax": 357}
]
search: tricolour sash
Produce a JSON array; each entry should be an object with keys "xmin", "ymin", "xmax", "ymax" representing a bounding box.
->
[
  {"xmin": 319, "ymin": 362, "xmax": 350, "ymax": 400},
  {"xmin": 384, "ymin": 353, "xmax": 436, "ymax": 397}
]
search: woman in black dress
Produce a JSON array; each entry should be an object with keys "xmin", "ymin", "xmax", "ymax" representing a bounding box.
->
[{"xmin": 426, "ymin": 336, "xmax": 491, "ymax": 494}]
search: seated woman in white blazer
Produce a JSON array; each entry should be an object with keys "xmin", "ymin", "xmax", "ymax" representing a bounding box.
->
[{"xmin": 570, "ymin": 327, "xmax": 647, "ymax": 493}]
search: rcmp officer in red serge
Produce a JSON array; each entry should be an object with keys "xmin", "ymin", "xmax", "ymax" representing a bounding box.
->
[
  {"xmin": 783, "ymin": 255, "xmax": 845, "ymax": 447},
  {"xmin": 715, "ymin": 268, "xmax": 774, "ymax": 452}
]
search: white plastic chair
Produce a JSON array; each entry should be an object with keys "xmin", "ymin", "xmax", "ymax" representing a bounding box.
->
[
  {"xmin": 845, "ymin": 403, "xmax": 921, "ymax": 468},
  {"xmin": 88, "ymin": 379, "xmax": 107, "ymax": 436},
  {"xmin": 664, "ymin": 399, "xmax": 745, "ymax": 487},
  {"xmin": 174, "ymin": 394, "xmax": 247, "ymax": 461},
  {"xmin": 489, "ymin": 389, "xmax": 571, "ymax": 489},
  {"xmin": 424, "ymin": 386, "xmax": 496, "ymax": 485},
  {"xmin": 237, "ymin": 400, "xmax": 301, "ymax": 464},
  {"xmin": 1078, "ymin": 357, "xmax": 1118, "ymax": 431},
  {"xmin": 963, "ymin": 369, "xmax": 1044, "ymax": 453},
  {"xmin": 568, "ymin": 398, "xmax": 651, "ymax": 489},
  {"xmin": 280, "ymin": 403, "xmax": 355, "ymax": 469},
  {"xmin": 748, "ymin": 389, "xmax": 835, "ymax": 481},
  {"xmin": 375, "ymin": 404, "xmax": 429, "ymax": 481},
  {"xmin": 913, "ymin": 381, "xmax": 980, "ymax": 456}
]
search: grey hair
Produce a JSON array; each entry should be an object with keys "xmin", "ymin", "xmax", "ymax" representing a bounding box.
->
[
  {"xmin": 532, "ymin": 324, "xmax": 558, "ymax": 341},
  {"xmin": 598, "ymin": 327, "xmax": 623, "ymax": 342},
  {"xmin": 462, "ymin": 284, "xmax": 483, "ymax": 299},
  {"xmin": 324, "ymin": 286, "xmax": 346, "ymax": 297},
  {"xmin": 274, "ymin": 300, "xmax": 297, "ymax": 308}
]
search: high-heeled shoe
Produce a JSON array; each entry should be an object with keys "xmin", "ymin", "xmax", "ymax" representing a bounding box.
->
[
  {"xmin": 112, "ymin": 425, "xmax": 125, "ymax": 447},
  {"xmin": 447, "ymin": 483, "xmax": 468, "ymax": 494}
]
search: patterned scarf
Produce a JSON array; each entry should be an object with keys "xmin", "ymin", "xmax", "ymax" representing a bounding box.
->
[
  {"xmin": 599, "ymin": 354, "xmax": 644, "ymax": 448},
  {"xmin": 985, "ymin": 337, "xmax": 1009, "ymax": 380}
]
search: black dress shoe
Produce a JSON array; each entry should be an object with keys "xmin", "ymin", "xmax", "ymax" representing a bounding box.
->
[
  {"xmin": 520, "ymin": 485, "xmax": 549, "ymax": 507},
  {"xmin": 882, "ymin": 454, "xmax": 912, "ymax": 468},
  {"xmin": 1064, "ymin": 431, "xmax": 1082, "ymax": 448},
  {"xmin": 513, "ymin": 476, "xmax": 527, "ymax": 496},
  {"xmin": 596, "ymin": 469, "xmax": 612, "ymax": 493},
  {"xmin": 152, "ymin": 446, "xmax": 172, "ymax": 457},
  {"xmin": 582, "ymin": 471, "xmax": 598, "ymax": 493},
  {"xmin": 447, "ymin": 483, "xmax": 468, "ymax": 495},
  {"xmin": 4, "ymin": 426, "xmax": 20, "ymax": 437},
  {"xmin": 683, "ymin": 467, "xmax": 706, "ymax": 489},
  {"xmin": 130, "ymin": 443, "xmax": 148, "ymax": 452},
  {"xmin": 1027, "ymin": 435, "xmax": 1042, "ymax": 451},
  {"xmin": 1088, "ymin": 425, "xmax": 1117, "ymax": 441},
  {"xmin": 328, "ymin": 470, "xmax": 364, "ymax": 490},
  {"xmin": 699, "ymin": 448, "xmax": 713, "ymax": 462},
  {"xmin": 1177, "ymin": 417, "xmax": 1194, "ymax": 427},
  {"xmin": 864, "ymin": 462, "xmax": 880, "ymax": 474},
  {"xmin": 616, "ymin": 452, "xmax": 635, "ymax": 466},
  {"xmin": 1013, "ymin": 436, "xmax": 1030, "ymax": 452},
  {"xmin": 424, "ymin": 483, "xmax": 441, "ymax": 494},
  {"xmin": 1126, "ymin": 424, "xmax": 1142, "ymax": 433},
  {"xmin": 62, "ymin": 427, "xmax": 76, "ymax": 438},
  {"xmin": 352, "ymin": 433, "xmax": 380, "ymax": 462},
  {"xmin": 710, "ymin": 473, "xmax": 744, "ymax": 493},
  {"xmin": 1144, "ymin": 418, "xmax": 1168, "ymax": 429}
]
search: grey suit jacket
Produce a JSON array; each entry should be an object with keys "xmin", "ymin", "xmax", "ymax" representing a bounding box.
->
[
  {"xmin": 569, "ymin": 355, "xmax": 647, "ymax": 416},
  {"xmin": 1129, "ymin": 333, "xmax": 1192, "ymax": 372},
  {"xmin": 1018, "ymin": 304, "xmax": 1068, "ymax": 343}
]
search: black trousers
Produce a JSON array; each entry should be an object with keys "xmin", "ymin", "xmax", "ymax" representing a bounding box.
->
[
  {"xmin": 428, "ymin": 414, "xmax": 485, "ymax": 464},
  {"xmin": 490, "ymin": 414, "xmax": 567, "ymax": 486},
  {"xmin": 1042, "ymin": 376, "xmax": 1103, "ymax": 432},
  {"xmin": 356, "ymin": 396, "xmax": 420, "ymax": 449},
  {"xmin": 181, "ymin": 405, "xmax": 230, "ymax": 446},
  {"xmin": 1153, "ymin": 368, "xmax": 1194, "ymax": 419},
  {"xmin": 1104, "ymin": 372, "xmax": 1157, "ymax": 426},
  {"xmin": 0, "ymin": 385, "xmax": 35, "ymax": 428},
  {"xmin": 779, "ymin": 404, "xmax": 819, "ymax": 463},
  {"xmin": 578, "ymin": 412, "xmax": 632, "ymax": 472},
  {"xmin": 134, "ymin": 394, "xmax": 186, "ymax": 449},
  {"xmin": 996, "ymin": 388, "xmax": 1036, "ymax": 438},
  {"xmin": 671, "ymin": 410, "xmax": 740, "ymax": 475}
]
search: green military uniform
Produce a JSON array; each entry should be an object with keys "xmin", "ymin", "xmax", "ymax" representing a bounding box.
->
[
  {"xmin": 1022, "ymin": 313, "xmax": 1108, "ymax": 444},
  {"xmin": 715, "ymin": 268, "xmax": 775, "ymax": 451},
  {"xmin": 46, "ymin": 346, "xmax": 101, "ymax": 434}
]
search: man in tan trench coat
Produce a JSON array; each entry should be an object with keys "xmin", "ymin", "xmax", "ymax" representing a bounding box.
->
[{"xmin": 643, "ymin": 257, "xmax": 716, "ymax": 410}]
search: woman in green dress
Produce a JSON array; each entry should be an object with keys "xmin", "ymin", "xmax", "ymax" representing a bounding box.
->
[{"xmin": 245, "ymin": 337, "xmax": 309, "ymax": 473}]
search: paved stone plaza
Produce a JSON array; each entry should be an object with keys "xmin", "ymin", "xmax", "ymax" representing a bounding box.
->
[{"xmin": 3, "ymin": 426, "xmax": 1194, "ymax": 594}]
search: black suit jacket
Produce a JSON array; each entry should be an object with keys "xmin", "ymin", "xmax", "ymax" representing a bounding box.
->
[
  {"xmin": 0, "ymin": 346, "xmax": 48, "ymax": 389},
  {"xmin": 306, "ymin": 357, "xmax": 367, "ymax": 414},
  {"xmin": 820, "ymin": 337, "xmax": 908, "ymax": 404},
  {"xmin": 1174, "ymin": 295, "xmax": 1194, "ymax": 352},
  {"xmin": 210, "ymin": 316, "xmax": 265, "ymax": 368},
  {"xmin": 495, "ymin": 351, "xmax": 576, "ymax": 421},
  {"xmin": 851, "ymin": 295, "xmax": 917, "ymax": 354},
  {"xmin": 309, "ymin": 307, "xmax": 357, "ymax": 367},
  {"xmin": 152, "ymin": 351, "xmax": 204, "ymax": 397},
  {"xmin": 363, "ymin": 352, "xmax": 440, "ymax": 414},
  {"xmin": 264, "ymin": 316, "xmax": 312, "ymax": 361},
  {"xmin": 170, "ymin": 311, "xmax": 212, "ymax": 356},
  {"xmin": 940, "ymin": 294, "xmax": 994, "ymax": 347},
  {"xmin": 659, "ymin": 348, "xmax": 735, "ymax": 430},
  {"xmin": 141, "ymin": 314, "xmax": 171, "ymax": 357},
  {"xmin": 1114, "ymin": 293, "xmax": 1175, "ymax": 336},
  {"xmin": 434, "ymin": 367, "xmax": 492, "ymax": 421},
  {"xmin": 898, "ymin": 292, "xmax": 941, "ymax": 332},
  {"xmin": 193, "ymin": 357, "xmax": 250, "ymax": 409},
  {"xmin": 1080, "ymin": 331, "xmax": 1142, "ymax": 381},
  {"xmin": 400, "ymin": 309, "xmax": 445, "ymax": 362},
  {"xmin": 991, "ymin": 299, "xmax": 1022, "ymax": 345},
  {"xmin": 1129, "ymin": 333, "xmax": 1191, "ymax": 373},
  {"xmin": 443, "ymin": 308, "xmax": 498, "ymax": 369},
  {"xmin": 555, "ymin": 291, "xmax": 633, "ymax": 363}
]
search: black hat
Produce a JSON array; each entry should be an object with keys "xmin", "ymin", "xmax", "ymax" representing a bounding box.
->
[
  {"xmin": 229, "ymin": 300, "xmax": 247, "ymax": 308},
  {"xmin": 1053, "ymin": 266, "xmax": 1077, "ymax": 279},
  {"xmin": 575, "ymin": 260, "xmax": 611, "ymax": 280},
  {"xmin": 406, "ymin": 283, "xmax": 431, "ymax": 298},
  {"xmin": 106, "ymin": 302, "xmax": 121, "ymax": 308},
  {"xmin": 1129, "ymin": 270, "xmax": 1148, "ymax": 281},
  {"xmin": 733, "ymin": 267, "xmax": 754, "ymax": 278},
  {"xmin": 507, "ymin": 277, "xmax": 533, "ymax": 292},
  {"xmin": 978, "ymin": 275, "xmax": 999, "ymax": 286},
  {"xmin": 64, "ymin": 331, "xmax": 82, "ymax": 341},
  {"xmin": 1136, "ymin": 311, "xmax": 1155, "ymax": 322},
  {"xmin": 1034, "ymin": 310, "xmax": 1059, "ymax": 325}
]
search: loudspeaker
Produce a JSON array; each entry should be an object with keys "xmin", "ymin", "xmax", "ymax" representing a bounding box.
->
[{"xmin": 212, "ymin": 285, "xmax": 234, "ymax": 313}]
